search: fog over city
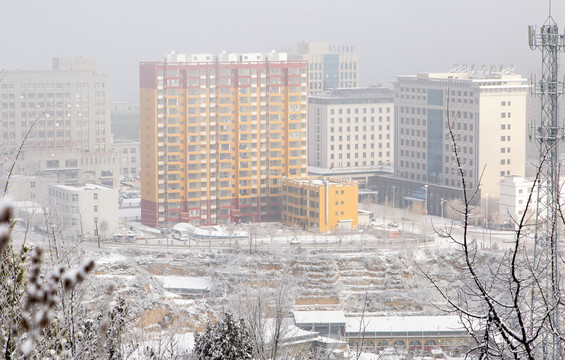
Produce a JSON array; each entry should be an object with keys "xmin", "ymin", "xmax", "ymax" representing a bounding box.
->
[
  {"xmin": 3, "ymin": 0, "xmax": 562, "ymax": 102},
  {"xmin": 4, "ymin": 1, "xmax": 565, "ymax": 359}
]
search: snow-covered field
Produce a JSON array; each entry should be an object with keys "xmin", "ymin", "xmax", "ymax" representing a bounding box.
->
[{"xmin": 8, "ymin": 212, "xmax": 518, "ymax": 358}]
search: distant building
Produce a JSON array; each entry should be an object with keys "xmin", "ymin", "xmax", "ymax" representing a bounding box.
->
[
  {"xmin": 1, "ymin": 172, "xmax": 57, "ymax": 205},
  {"xmin": 308, "ymin": 87, "xmax": 394, "ymax": 170},
  {"xmin": 293, "ymin": 311, "xmax": 346, "ymax": 339},
  {"xmin": 52, "ymin": 57, "xmax": 97, "ymax": 72},
  {"xmin": 393, "ymin": 67, "xmax": 527, "ymax": 214},
  {"xmin": 111, "ymin": 102, "xmax": 140, "ymax": 141},
  {"xmin": 282, "ymin": 177, "xmax": 358, "ymax": 232},
  {"xmin": 113, "ymin": 138, "xmax": 140, "ymax": 179},
  {"xmin": 292, "ymin": 42, "xmax": 359, "ymax": 94},
  {"xmin": 499, "ymin": 175, "xmax": 539, "ymax": 228},
  {"xmin": 48, "ymin": 183, "xmax": 119, "ymax": 240},
  {"xmin": 12, "ymin": 201, "xmax": 46, "ymax": 232},
  {"xmin": 346, "ymin": 315, "xmax": 475, "ymax": 354},
  {"xmin": 0, "ymin": 57, "xmax": 119, "ymax": 187},
  {"xmin": 140, "ymin": 51, "xmax": 308, "ymax": 227}
]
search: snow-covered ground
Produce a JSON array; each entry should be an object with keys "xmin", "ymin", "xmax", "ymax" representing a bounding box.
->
[{"xmin": 7, "ymin": 202, "xmax": 522, "ymax": 358}]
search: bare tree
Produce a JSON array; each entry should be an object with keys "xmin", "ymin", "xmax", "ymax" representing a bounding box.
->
[
  {"xmin": 228, "ymin": 264, "xmax": 296, "ymax": 360},
  {"xmin": 419, "ymin": 101, "xmax": 564, "ymax": 359}
]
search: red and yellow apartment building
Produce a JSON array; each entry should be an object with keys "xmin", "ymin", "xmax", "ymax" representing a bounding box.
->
[
  {"xmin": 283, "ymin": 177, "xmax": 358, "ymax": 232},
  {"xmin": 140, "ymin": 52, "xmax": 308, "ymax": 227}
]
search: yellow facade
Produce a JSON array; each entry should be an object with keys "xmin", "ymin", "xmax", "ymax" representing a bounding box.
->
[
  {"xmin": 282, "ymin": 177, "xmax": 358, "ymax": 232},
  {"xmin": 140, "ymin": 58, "xmax": 308, "ymax": 227}
]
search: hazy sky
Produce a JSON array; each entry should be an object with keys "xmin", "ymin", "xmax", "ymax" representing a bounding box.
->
[{"xmin": 2, "ymin": 0, "xmax": 563, "ymax": 103}]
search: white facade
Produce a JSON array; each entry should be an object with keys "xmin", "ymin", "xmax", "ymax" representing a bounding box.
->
[
  {"xmin": 113, "ymin": 139, "xmax": 140, "ymax": 179},
  {"xmin": 499, "ymin": 175, "xmax": 537, "ymax": 227},
  {"xmin": 293, "ymin": 42, "xmax": 359, "ymax": 94},
  {"xmin": 394, "ymin": 69, "xmax": 528, "ymax": 202},
  {"xmin": 0, "ymin": 57, "xmax": 119, "ymax": 187},
  {"xmin": 308, "ymin": 87, "xmax": 394, "ymax": 170},
  {"xmin": 49, "ymin": 183, "xmax": 119, "ymax": 240},
  {"xmin": 1, "ymin": 173, "xmax": 58, "ymax": 205}
]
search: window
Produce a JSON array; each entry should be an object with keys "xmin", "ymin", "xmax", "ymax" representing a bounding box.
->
[
  {"xmin": 94, "ymin": 205, "xmax": 98, "ymax": 212},
  {"xmin": 46, "ymin": 160, "xmax": 59, "ymax": 168},
  {"xmin": 94, "ymin": 193, "xmax": 98, "ymax": 200}
]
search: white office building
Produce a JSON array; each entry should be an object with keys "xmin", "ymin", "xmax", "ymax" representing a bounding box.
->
[
  {"xmin": 309, "ymin": 87, "xmax": 394, "ymax": 170},
  {"xmin": 48, "ymin": 183, "xmax": 119, "ymax": 240}
]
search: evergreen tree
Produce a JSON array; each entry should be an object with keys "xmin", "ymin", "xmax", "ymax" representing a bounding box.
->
[{"xmin": 192, "ymin": 312, "xmax": 253, "ymax": 360}]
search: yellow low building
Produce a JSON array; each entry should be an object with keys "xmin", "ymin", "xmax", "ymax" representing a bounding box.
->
[{"xmin": 282, "ymin": 177, "xmax": 358, "ymax": 232}]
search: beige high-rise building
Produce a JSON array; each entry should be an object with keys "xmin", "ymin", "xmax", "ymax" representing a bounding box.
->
[
  {"xmin": 293, "ymin": 42, "xmax": 359, "ymax": 94},
  {"xmin": 393, "ymin": 67, "xmax": 528, "ymax": 211},
  {"xmin": 308, "ymin": 87, "xmax": 394, "ymax": 170},
  {"xmin": 0, "ymin": 57, "xmax": 118, "ymax": 187}
]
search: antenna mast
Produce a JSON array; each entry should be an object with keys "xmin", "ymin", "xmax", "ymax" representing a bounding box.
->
[{"xmin": 529, "ymin": 11, "xmax": 564, "ymax": 359}]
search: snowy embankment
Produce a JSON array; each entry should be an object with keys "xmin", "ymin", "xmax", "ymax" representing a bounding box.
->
[{"xmin": 83, "ymin": 242, "xmax": 472, "ymax": 341}]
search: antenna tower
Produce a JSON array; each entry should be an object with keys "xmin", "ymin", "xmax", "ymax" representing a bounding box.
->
[{"xmin": 529, "ymin": 12, "xmax": 565, "ymax": 359}]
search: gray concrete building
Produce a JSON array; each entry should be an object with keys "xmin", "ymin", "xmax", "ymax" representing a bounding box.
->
[
  {"xmin": 111, "ymin": 102, "xmax": 140, "ymax": 141},
  {"xmin": 113, "ymin": 138, "xmax": 140, "ymax": 180},
  {"xmin": 392, "ymin": 67, "xmax": 527, "ymax": 214}
]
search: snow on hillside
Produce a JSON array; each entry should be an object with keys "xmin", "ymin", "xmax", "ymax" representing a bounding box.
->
[{"xmin": 81, "ymin": 241, "xmax": 471, "ymax": 339}]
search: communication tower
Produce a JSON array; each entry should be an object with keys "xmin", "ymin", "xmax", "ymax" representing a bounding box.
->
[{"xmin": 529, "ymin": 9, "xmax": 565, "ymax": 359}]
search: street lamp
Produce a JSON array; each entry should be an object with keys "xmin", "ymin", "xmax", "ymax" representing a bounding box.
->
[
  {"xmin": 440, "ymin": 198, "xmax": 447, "ymax": 231},
  {"xmin": 422, "ymin": 185, "xmax": 428, "ymax": 215},
  {"xmin": 484, "ymin": 194, "xmax": 489, "ymax": 230},
  {"xmin": 485, "ymin": 194, "xmax": 492, "ymax": 249}
]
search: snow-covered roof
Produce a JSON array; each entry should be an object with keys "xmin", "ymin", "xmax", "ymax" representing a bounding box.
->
[
  {"xmin": 51, "ymin": 183, "xmax": 112, "ymax": 192},
  {"xmin": 155, "ymin": 276, "xmax": 212, "ymax": 290},
  {"xmin": 261, "ymin": 319, "xmax": 319, "ymax": 342},
  {"xmin": 294, "ymin": 310, "xmax": 346, "ymax": 324},
  {"xmin": 345, "ymin": 315, "xmax": 466, "ymax": 334},
  {"xmin": 13, "ymin": 201, "xmax": 45, "ymax": 214}
]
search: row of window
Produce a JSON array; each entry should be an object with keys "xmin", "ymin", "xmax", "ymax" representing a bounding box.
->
[
  {"xmin": 330, "ymin": 107, "xmax": 390, "ymax": 115},
  {"xmin": 330, "ymin": 151, "xmax": 390, "ymax": 159},
  {"xmin": 330, "ymin": 143, "xmax": 389, "ymax": 151}
]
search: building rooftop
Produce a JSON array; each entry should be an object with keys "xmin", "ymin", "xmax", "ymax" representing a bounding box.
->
[
  {"xmin": 309, "ymin": 87, "xmax": 393, "ymax": 104},
  {"xmin": 308, "ymin": 165, "xmax": 393, "ymax": 176},
  {"xmin": 284, "ymin": 176, "xmax": 357, "ymax": 187},
  {"xmin": 162, "ymin": 50, "xmax": 292, "ymax": 63},
  {"xmin": 51, "ymin": 183, "xmax": 113, "ymax": 192},
  {"xmin": 294, "ymin": 311, "xmax": 346, "ymax": 324},
  {"xmin": 345, "ymin": 315, "xmax": 468, "ymax": 335}
]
